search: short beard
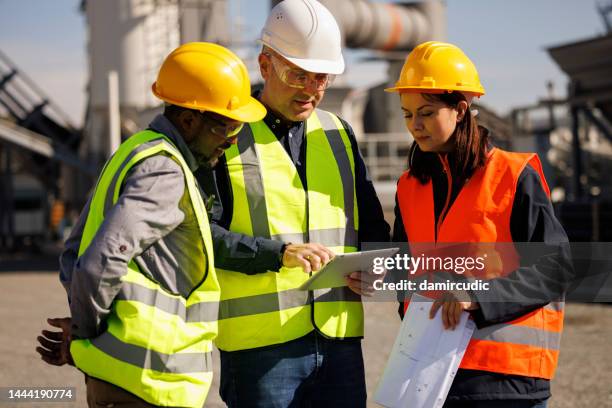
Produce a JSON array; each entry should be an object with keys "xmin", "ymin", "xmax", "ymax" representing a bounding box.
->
[
  {"xmin": 192, "ymin": 151, "xmax": 216, "ymax": 169},
  {"xmin": 188, "ymin": 140, "xmax": 232, "ymax": 169},
  {"xmin": 186, "ymin": 140, "xmax": 214, "ymax": 169},
  {"xmin": 199, "ymin": 157, "xmax": 218, "ymax": 169}
]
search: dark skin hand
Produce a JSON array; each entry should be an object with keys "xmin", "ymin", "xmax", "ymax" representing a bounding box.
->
[{"xmin": 36, "ymin": 317, "xmax": 74, "ymax": 366}]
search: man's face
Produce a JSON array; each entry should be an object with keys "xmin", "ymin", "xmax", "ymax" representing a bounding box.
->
[
  {"xmin": 259, "ymin": 52, "xmax": 331, "ymax": 122},
  {"xmin": 185, "ymin": 111, "xmax": 243, "ymax": 168}
]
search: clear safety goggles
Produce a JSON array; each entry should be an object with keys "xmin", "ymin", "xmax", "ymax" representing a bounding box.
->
[
  {"xmin": 269, "ymin": 54, "xmax": 334, "ymax": 91},
  {"xmin": 200, "ymin": 112, "xmax": 244, "ymax": 138}
]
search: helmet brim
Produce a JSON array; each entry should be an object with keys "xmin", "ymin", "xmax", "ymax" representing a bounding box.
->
[
  {"xmin": 284, "ymin": 54, "xmax": 345, "ymax": 75},
  {"xmin": 153, "ymin": 84, "xmax": 266, "ymax": 123},
  {"xmin": 384, "ymin": 86, "xmax": 485, "ymax": 97},
  {"xmin": 213, "ymin": 96, "xmax": 267, "ymax": 123},
  {"xmin": 259, "ymin": 38, "xmax": 345, "ymax": 75}
]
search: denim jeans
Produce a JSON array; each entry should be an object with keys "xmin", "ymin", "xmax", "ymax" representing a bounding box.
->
[
  {"xmin": 219, "ymin": 331, "xmax": 366, "ymax": 408},
  {"xmin": 443, "ymin": 399, "xmax": 548, "ymax": 408}
]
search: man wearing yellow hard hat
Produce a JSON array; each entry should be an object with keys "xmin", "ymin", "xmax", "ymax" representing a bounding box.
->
[
  {"xmin": 202, "ymin": 0, "xmax": 390, "ymax": 407},
  {"xmin": 36, "ymin": 42, "xmax": 265, "ymax": 407},
  {"xmin": 389, "ymin": 41, "xmax": 572, "ymax": 408}
]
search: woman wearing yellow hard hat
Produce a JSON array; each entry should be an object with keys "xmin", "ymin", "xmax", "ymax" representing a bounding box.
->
[{"xmin": 387, "ymin": 41, "xmax": 572, "ymax": 408}]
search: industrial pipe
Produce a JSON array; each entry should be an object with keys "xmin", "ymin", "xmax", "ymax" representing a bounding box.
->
[{"xmin": 271, "ymin": 0, "xmax": 445, "ymax": 51}]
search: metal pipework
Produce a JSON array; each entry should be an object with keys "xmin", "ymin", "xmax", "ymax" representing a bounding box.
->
[{"xmin": 270, "ymin": 0, "xmax": 446, "ymax": 51}]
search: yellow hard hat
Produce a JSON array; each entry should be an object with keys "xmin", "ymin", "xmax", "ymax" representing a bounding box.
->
[
  {"xmin": 385, "ymin": 41, "xmax": 485, "ymax": 96},
  {"xmin": 152, "ymin": 42, "xmax": 266, "ymax": 122}
]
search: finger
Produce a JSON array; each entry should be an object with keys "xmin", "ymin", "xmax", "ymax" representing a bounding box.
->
[
  {"xmin": 37, "ymin": 336, "xmax": 61, "ymax": 351},
  {"xmin": 345, "ymin": 275, "xmax": 361, "ymax": 286},
  {"xmin": 360, "ymin": 285, "xmax": 375, "ymax": 296},
  {"xmin": 308, "ymin": 254, "xmax": 322, "ymax": 271},
  {"xmin": 446, "ymin": 302, "xmax": 459, "ymax": 330},
  {"xmin": 452, "ymin": 302, "xmax": 463, "ymax": 330},
  {"xmin": 347, "ymin": 283, "xmax": 369, "ymax": 297},
  {"xmin": 35, "ymin": 346, "xmax": 53, "ymax": 357},
  {"xmin": 41, "ymin": 330, "xmax": 64, "ymax": 341},
  {"xmin": 359, "ymin": 276, "xmax": 377, "ymax": 292},
  {"xmin": 345, "ymin": 276, "xmax": 366, "ymax": 296},
  {"xmin": 299, "ymin": 257, "xmax": 312, "ymax": 274},
  {"xmin": 348, "ymin": 272, "xmax": 377, "ymax": 294},
  {"xmin": 349, "ymin": 272, "xmax": 368, "ymax": 287},
  {"xmin": 449, "ymin": 302, "xmax": 459, "ymax": 329},
  {"xmin": 444, "ymin": 302, "xmax": 454, "ymax": 329},
  {"xmin": 446, "ymin": 303, "xmax": 455, "ymax": 330},
  {"xmin": 313, "ymin": 249, "xmax": 331, "ymax": 265},
  {"xmin": 46, "ymin": 318, "xmax": 66, "ymax": 328},
  {"xmin": 48, "ymin": 318, "xmax": 72, "ymax": 332},
  {"xmin": 429, "ymin": 300, "xmax": 442, "ymax": 319},
  {"xmin": 452, "ymin": 302, "xmax": 462, "ymax": 329},
  {"xmin": 36, "ymin": 347, "xmax": 64, "ymax": 366},
  {"xmin": 360, "ymin": 271, "xmax": 378, "ymax": 284},
  {"xmin": 41, "ymin": 356, "xmax": 61, "ymax": 366},
  {"xmin": 315, "ymin": 244, "xmax": 335, "ymax": 260}
]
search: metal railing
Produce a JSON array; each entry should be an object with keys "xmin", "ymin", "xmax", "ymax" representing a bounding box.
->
[{"xmin": 358, "ymin": 132, "xmax": 412, "ymax": 182}]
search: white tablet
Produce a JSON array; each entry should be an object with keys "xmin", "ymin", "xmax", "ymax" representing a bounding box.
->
[{"xmin": 298, "ymin": 247, "xmax": 400, "ymax": 291}]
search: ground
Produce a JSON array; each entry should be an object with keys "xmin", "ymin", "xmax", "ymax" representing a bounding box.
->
[{"xmin": 0, "ymin": 267, "xmax": 610, "ymax": 407}]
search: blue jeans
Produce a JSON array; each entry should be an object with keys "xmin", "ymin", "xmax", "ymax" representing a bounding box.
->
[{"xmin": 219, "ymin": 331, "xmax": 366, "ymax": 408}]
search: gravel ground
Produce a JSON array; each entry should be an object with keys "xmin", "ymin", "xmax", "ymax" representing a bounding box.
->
[{"xmin": 0, "ymin": 270, "xmax": 610, "ymax": 407}]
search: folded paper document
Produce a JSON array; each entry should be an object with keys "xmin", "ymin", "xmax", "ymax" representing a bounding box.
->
[{"xmin": 374, "ymin": 293, "xmax": 475, "ymax": 408}]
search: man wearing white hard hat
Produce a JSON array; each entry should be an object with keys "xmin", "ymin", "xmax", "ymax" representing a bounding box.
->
[{"xmin": 203, "ymin": 0, "xmax": 390, "ymax": 406}]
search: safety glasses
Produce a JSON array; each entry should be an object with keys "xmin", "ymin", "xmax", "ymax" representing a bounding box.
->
[
  {"xmin": 268, "ymin": 54, "xmax": 334, "ymax": 91},
  {"xmin": 200, "ymin": 112, "xmax": 244, "ymax": 137}
]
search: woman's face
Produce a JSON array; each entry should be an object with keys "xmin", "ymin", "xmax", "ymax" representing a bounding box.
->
[{"xmin": 400, "ymin": 92, "xmax": 466, "ymax": 153}]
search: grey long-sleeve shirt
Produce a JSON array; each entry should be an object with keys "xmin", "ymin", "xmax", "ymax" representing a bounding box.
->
[{"xmin": 60, "ymin": 114, "xmax": 207, "ymax": 339}]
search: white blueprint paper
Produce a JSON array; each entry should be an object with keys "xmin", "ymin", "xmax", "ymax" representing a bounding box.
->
[{"xmin": 374, "ymin": 293, "xmax": 476, "ymax": 408}]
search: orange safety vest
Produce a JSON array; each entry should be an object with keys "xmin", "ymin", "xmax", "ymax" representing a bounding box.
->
[{"xmin": 397, "ymin": 147, "xmax": 563, "ymax": 380}]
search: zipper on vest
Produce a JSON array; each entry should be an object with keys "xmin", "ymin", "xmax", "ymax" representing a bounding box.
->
[{"xmin": 436, "ymin": 154, "xmax": 453, "ymax": 242}]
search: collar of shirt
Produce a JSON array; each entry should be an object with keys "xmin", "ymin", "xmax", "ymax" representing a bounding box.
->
[
  {"xmin": 149, "ymin": 114, "xmax": 199, "ymax": 172},
  {"xmin": 263, "ymin": 109, "xmax": 299, "ymax": 133},
  {"xmin": 252, "ymin": 90, "xmax": 304, "ymax": 140}
]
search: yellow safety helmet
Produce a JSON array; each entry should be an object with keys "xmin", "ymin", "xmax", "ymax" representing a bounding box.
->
[
  {"xmin": 385, "ymin": 41, "xmax": 485, "ymax": 96},
  {"xmin": 152, "ymin": 42, "xmax": 266, "ymax": 122}
]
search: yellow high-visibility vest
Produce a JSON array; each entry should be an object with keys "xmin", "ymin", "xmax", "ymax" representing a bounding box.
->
[
  {"xmin": 215, "ymin": 109, "xmax": 363, "ymax": 351},
  {"xmin": 70, "ymin": 130, "xmax": 220, "ymax": 407}
]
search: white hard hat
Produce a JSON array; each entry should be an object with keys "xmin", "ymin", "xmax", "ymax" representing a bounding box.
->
[{"xmin": 259, "ymin": 0, "xmax": 345, "ymax": 75}]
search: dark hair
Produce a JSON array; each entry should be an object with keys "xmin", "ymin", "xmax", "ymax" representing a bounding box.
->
[
  {"xmin": 407, "ymin": 92, "xmax": 488, "ymax": 184},
  {"xmin": 163, "ymin": 104, "xmax": 195, "ymax": 118}
]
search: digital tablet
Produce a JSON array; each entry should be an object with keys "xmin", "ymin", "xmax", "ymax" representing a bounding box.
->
[{"xmin": 298, "ymin": 247, "xmax": 400, "ymax": 291}]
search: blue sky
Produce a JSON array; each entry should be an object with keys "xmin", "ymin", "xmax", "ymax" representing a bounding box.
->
[{"xmin": 0, "ymin": 0, "xmax": 606, "ymax": 126}]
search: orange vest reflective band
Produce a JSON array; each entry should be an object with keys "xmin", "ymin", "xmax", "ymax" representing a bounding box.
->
[{"xmin": 397, "ymin": 148, "xmax": 563, "ymax": 379}]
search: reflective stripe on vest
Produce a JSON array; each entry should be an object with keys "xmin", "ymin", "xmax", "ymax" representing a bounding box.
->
[
  {"xmin": 397, "ymin": 148, "xmax": 563, "ymax": 379},
  {"xmin": 70, "ymin": 130, "xmax": 220, "ymax": 407},
  {"xmin": 215, "ymin": 109, "xmax": 363, "ymax": 351}
]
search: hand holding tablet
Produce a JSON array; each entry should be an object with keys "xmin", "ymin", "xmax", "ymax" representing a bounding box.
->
[{"xmin": 298, "ymin": 248, "xmax": 400, "ymax": 291}]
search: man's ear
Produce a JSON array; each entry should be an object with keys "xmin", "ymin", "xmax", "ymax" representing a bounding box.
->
[
  {"xmin": 259, "ymin": 53, "xmax": 271, "ymax": 81},
  {"xmin": 177, "ymin": 110, "xmax": 198, "ymax": 142},
  {"xmin": 456, "ymin": 100, "xmax": 469, "ymax": 122}
]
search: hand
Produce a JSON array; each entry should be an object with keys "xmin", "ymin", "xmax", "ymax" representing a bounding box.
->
[
  {"xmin": 346, "ymin": 269, "xmax": 384, "ymax": 297},
  {"xmin": 282, "ymin": 243, "xmax": 335, "ymax": 273},
  {"xmin": 36, "ymin": 317, "xmax": 74, "ymax": 366},
  {"xmin": 429, "ymin": 291, "xmax": 478, "ymax": 330}
]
